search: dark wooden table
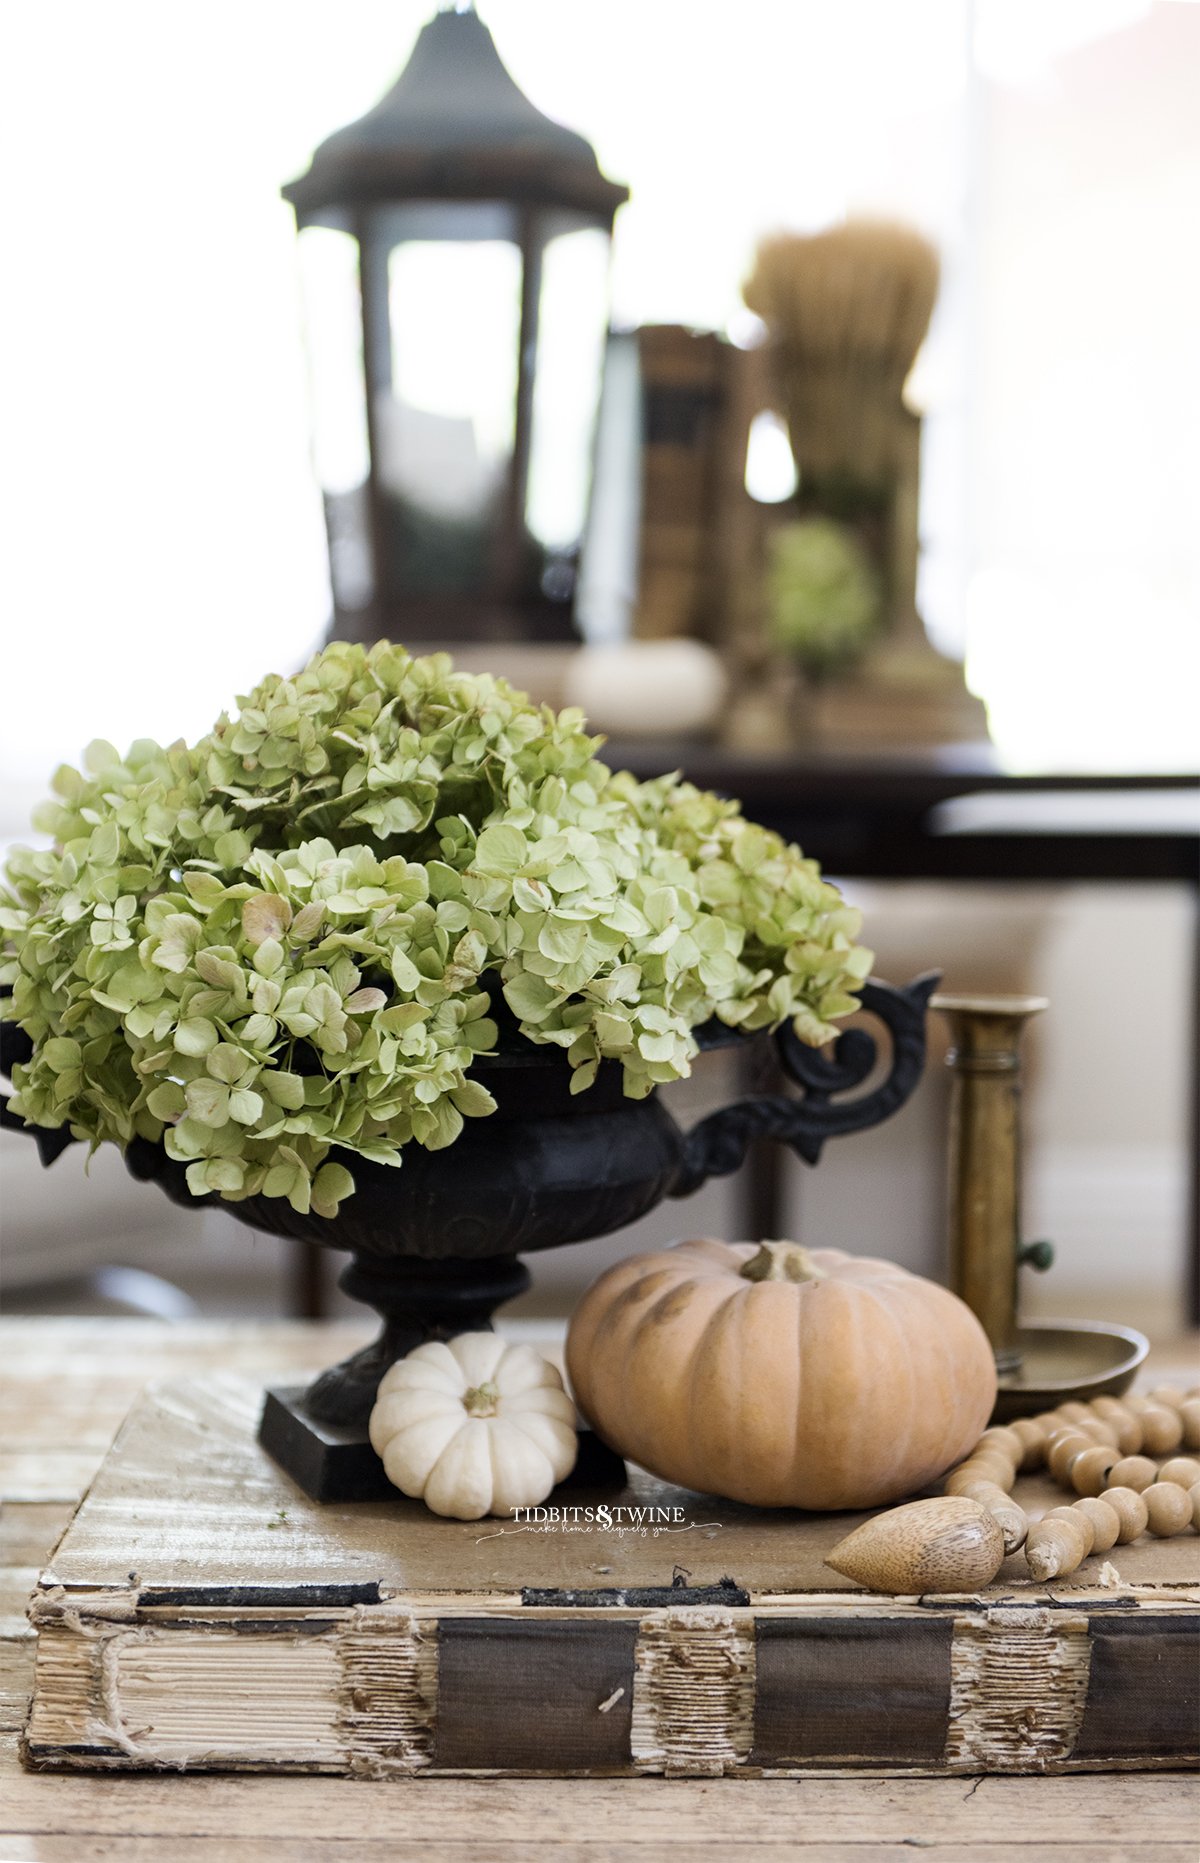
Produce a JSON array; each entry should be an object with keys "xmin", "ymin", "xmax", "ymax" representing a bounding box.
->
[{"xmin": 609, "ymin": 743, "xmax": 1199, "ymax": 885}]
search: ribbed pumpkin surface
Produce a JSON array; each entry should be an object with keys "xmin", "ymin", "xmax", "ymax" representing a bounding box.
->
[{"xmin": 566, "ymin": 1238, "xmax": 997, "ymax": 1510}]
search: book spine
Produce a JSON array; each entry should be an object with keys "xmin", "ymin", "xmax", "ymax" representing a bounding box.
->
[
  {"xmin": 24, "ymin": 1599, "xmax": 1200, "ymax": 1776},
  {"xmin": 633, "ymin": 325, "xmax": 730, "ymax": 644}
]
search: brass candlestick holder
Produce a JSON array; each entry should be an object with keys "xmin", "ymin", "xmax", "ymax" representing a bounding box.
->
[{"xmin": 933, "ymin": 993, "xmax": 1148, "ymax": 1420}]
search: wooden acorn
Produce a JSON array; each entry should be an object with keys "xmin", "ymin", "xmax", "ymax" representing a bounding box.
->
[{"xmin": 825, "ymin": 1497, "xmax": 1005, "ymax": 1595}]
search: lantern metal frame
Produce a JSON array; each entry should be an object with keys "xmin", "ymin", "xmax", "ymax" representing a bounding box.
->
[{"xmin": 283, "ymin": 5, "xmax": 628, "ymax": 644}]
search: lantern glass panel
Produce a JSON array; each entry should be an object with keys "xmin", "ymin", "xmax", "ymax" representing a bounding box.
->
[
  {"xmin": 296, "ymin": 225, "xmax": 374, "ymax": 615},
  {"xmin": 526, "ymin": 224, "xmax": 611, "ymax": 590},
  {"xmin": 380, "ymin": 237, "xmax": 522, "ymax": 594}
]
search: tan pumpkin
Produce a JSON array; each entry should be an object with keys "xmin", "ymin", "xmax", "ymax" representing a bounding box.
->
[{"xmin": 565, "ymin": 1238, "xmax": 997, "ymax": 1510}]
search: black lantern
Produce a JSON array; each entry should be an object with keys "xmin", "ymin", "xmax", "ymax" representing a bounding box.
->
[{"xmin": 284, "ymin": 3, "xmax": 628, "ymax": 646}]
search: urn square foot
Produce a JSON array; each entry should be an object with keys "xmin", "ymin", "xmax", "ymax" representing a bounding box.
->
[{"xmin": 258, "ymin": 1386, "xmax": 627, "ymax": 1504}]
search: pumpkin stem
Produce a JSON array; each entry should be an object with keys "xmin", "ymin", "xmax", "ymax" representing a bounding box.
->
[
  {"xmin": 739, "ymin": 1240, "xmax": 828, "ymax": 1284},
  {"xmin": 463, "ymin": 1380, "xmax": 500, "ymax": 1417}
]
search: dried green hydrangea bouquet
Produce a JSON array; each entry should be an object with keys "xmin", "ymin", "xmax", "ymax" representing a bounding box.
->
[{"xmin": 1, "ymin": 642, "xmax": 871, "ymax": 1221}]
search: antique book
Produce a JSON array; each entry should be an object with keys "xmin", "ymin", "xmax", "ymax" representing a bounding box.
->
[
  {"xmin": 632, "ymin": 324, "xmax": 733, "ymax": 644},
  {"xmin": 24, "ymin": 1375, "xmax": 1199, "ymax": 1776}
]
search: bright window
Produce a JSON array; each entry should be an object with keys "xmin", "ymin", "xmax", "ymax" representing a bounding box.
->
[{"xmin": 2, "ymin": 0, "xmax": 1196, "ymax": 832}]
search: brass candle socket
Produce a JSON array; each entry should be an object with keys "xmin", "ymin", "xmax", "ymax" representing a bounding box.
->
[{"xmin": 932, "ymin": 993, "xmax": 1048, "ymax": 1377}]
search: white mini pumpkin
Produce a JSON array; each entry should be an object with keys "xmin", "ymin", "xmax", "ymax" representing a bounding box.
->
[{"xmin": 369, "ymin": 1333, "xmax": 579, "ymax": 1519}]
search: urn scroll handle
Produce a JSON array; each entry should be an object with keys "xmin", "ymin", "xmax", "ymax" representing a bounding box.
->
[{"xmin": 670, "ymin": 972, "xmax": 941, "ymax": 1200}]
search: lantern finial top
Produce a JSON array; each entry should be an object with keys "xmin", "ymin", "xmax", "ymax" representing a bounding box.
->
[{"xmin": 283, "ymin": 6, "xmax": 628, "ymax": 225}]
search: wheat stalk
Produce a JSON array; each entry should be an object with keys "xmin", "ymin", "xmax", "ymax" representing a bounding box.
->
[{"xmin": 743, "ymin": 220, "xmax": 940, "ymax": 485}]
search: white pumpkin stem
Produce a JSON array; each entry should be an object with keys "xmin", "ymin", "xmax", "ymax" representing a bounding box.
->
[
  {"xmin": 739, "ymin": 1240, "xmax": 827, "ymax": 1284},
  {"xmin": 463, "ymin": 1381, "xmax": 500, "ymax": 1417}
]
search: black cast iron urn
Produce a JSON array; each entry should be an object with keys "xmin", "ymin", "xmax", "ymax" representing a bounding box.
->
[{"xmin": 3, "ymin": 973, "xmax": 937, "ymax": 1497}]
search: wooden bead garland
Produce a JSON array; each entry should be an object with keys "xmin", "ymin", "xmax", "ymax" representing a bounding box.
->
[{"xmin": 940, "ymin": 1384, "xmax": 1199, "ymax": 1583}]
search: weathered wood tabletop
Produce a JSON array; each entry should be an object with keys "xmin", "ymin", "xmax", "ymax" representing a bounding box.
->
[{"xmin": 1, "ymin": 1316, "xmax": 1197, "ymax": 1860}]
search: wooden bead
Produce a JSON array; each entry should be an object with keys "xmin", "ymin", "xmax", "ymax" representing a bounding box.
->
[
  {"xmin": 1143, "ymin": 1482, "xmax": 1193, "ymax": 1538},
  {"xmin": 1078, "ymin": 1416, "xmax": 1121, "ymax": 1449},
  {"xmin": 946, "ymin": 1457, "xmax": 1015, "ymax": 1497},
  {"xmin": 1025, "ymin": 1513, "xmax": 1091, "ymax": 1581},
  {"xmin": 970, "ymin": 1452, "xmax": 1018, "ymax": 1489},
  {"xmin": 1048, "ymin": 1431, "xmax": 1095, "ymax": 1483},
  {"xmin": 1108, "ymin": 1455, "xmax": 1159, "ymax": 1493},
  {"xmin": 1190, "ymin": 1483, "xmax": 1200, "ymax": 1532},
  {"xmin": 1047, "ymin": 1504, "xmax": 1095, "ymax": 1557},
  {"xmin": 1073, "ymin": 1496, "xmax": 1121, "ymax": 1554},
  {"xmin": 1126, "ymin": 1403, "xmax": 1184, "ymax": 1455},
  {"xmin": 1068, "ymin": 1444, "xmax": 1118, "ymax": 1497},
  {"xmin": 977, "ymin": 1426, "xmax": 1024, "ymax": 1468},
  {"xmin": 1157, "ymin": 1456, "xmax": 1200, "ymax": 1490},
  {"xmin": 1147, "ymin": 1385, "xmax": 1186, "ymax": 1411},
  {"xmin": 956, "ymin": 1481, "xmax": 1028, "ymax": 1554},
  {"xmin": 1055, "ymin": 1402, "xmax": 1092, "ymax": 1425},
  {"xmin": 1087, "ymin": 1404, "xmax": 1142, "ymax": 1454},
  {"xmin": 1179, "ymin": 1399, "xmax": 1200, "ymax": 1450},
  {"xmin": 1098, "ymin": 1486, "xmax": 1150, "ymax": 1543},
  {"xmin": 1028, "ymin": 1413, "xmax": 1066, "ymax": 1456},
  {"xmin": 1011, "ymin": 1417, "xmax": 1048, "ymax": 1469}
]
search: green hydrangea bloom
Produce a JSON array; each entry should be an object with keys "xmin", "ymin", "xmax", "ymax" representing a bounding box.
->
[
  {"xmin": 1, "ymin": 642, "xmax": 872, "ymax": 1218},
  {"xmin": 766, "ymin": 516, "xmax": 883, "ymax": 674}
]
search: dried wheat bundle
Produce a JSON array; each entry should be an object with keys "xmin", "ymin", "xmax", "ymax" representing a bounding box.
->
[{"xmin": 743, "ymin": 220, "xmax": 940, "ymax": 486}]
